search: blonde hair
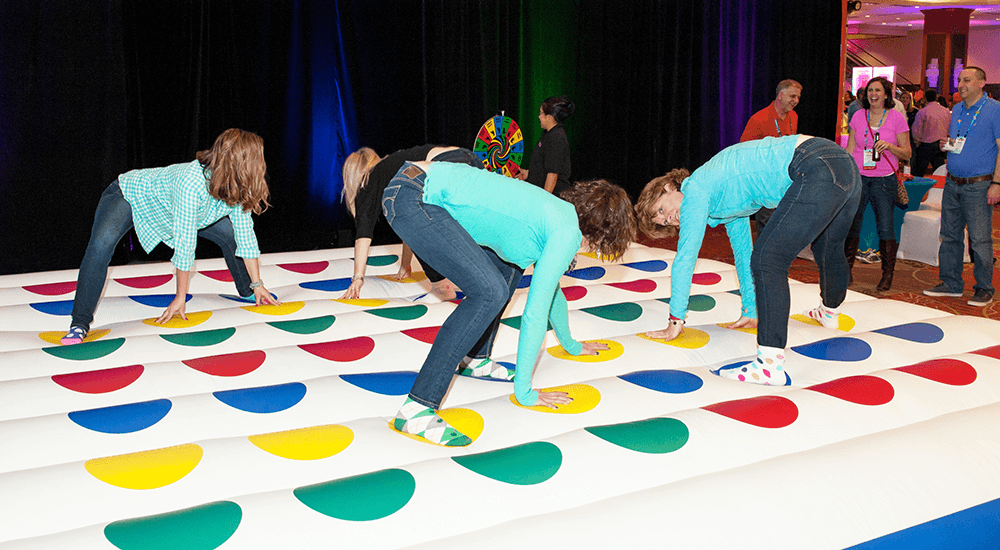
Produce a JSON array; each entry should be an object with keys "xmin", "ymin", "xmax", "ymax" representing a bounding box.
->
[
  {"xmin": 196, "ymin": 128, "xmax": 270, "ymax": 215},
  {"xmin": 341, "ymin": 147, "xmax": 381, "ymax": 217},
  {"xmin": 635, "ymin": 168, "xmax": 689, "ymax": 239}
]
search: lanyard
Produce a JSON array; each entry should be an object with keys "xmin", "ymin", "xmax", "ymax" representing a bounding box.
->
[
  {"xmin": 864, "ymin": 109, "xmax": 887, "ymax": 149},
  {"xmin": 773, "ymin": 119, "xmax": 782, "ymax": 137},
  {"xmin": 955, "ymin": 96, "xmax": 987, "ymax": 139}
]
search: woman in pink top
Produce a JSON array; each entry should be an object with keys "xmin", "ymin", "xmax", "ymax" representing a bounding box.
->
[{"xmin": 844, "ymin": 77, "xmax": 911, "ymax": 291}]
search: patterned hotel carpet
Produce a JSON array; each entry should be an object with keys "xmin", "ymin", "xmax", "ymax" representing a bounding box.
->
[{"xmin": 637, "ymin": 213, "xmax": 1000, "ymax": 321}]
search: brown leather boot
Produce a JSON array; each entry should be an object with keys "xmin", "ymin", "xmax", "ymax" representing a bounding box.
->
[
  {"xmin": 844, "ymin": 233, "xmax": 860, "ymax": 286},
  {"xmin": 877, "ymin": 239, "xmax": 898, "ymax": 291}
]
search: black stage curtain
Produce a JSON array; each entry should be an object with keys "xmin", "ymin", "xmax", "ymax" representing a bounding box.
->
[{"xmin": 0, "ymin": 0, "xmax": 843, "ymax": 276}]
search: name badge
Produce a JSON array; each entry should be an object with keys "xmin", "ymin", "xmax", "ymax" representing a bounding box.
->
[
  {"xmin": 862, "ymin": 149, "xmax": 877, "ymax": 169},
  {"xmin": 952, "ymin": 137, "xmax": 966, "ymax": 154}
]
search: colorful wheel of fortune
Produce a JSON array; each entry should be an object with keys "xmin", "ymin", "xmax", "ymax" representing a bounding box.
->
[{"xmin": 473, "ymin": 114, "xmax": 524, "ymax": 176}]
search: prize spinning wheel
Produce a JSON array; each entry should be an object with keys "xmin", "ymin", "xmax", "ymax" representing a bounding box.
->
[{"xmin": 473, "ymin": 114, "xmax": 524, "ymax": 177}]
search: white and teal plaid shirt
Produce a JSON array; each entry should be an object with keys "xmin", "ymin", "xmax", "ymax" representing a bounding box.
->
[{"xmin": 118, "ymin": 160, "xmax": 260, "ymax": 271}]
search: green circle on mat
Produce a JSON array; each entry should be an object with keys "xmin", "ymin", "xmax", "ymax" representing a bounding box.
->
[
  {"xmin": 104, "ymin": 500, "xmax": 241, "ymax": 550},
  {"xmin": 294, "ymin": 468, "xmax": 415, "ymax": 521},
  {"xmin": 584, "ymin": 417, "xmax": 689, "ymax": 454},
  {"xmin": 365, "ymin": 305, "xmax": 427, "ymax": 321},
  {"xmin": 580, "ymin": 303, "xmax": 643, "ymax": 322},
  {"xmin": 366, "ymin": 254, "xmax": 399, "ymax": 267},
  {"xmin": 42, "ymin": 338, "xmax": 125, "ymax": 361},
  {"xmin": 688, "ymin": 295, "xmax": 716, "ymax": 312},
  {"xmin": 267, "ymin": 315, "xmax": 336, "ymax": 334},
  {"xmin": 451, "ymin": 441, "xmax": 562, "ymax": 485},
  {"xmin": 159, "ymin": 327, "xmax": 236, "ymax": 347}
]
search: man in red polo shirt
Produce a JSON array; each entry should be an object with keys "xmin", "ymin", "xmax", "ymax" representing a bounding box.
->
[{"xmin": 740, "ymin": 79, "xmax": 802, "ymax": 231}]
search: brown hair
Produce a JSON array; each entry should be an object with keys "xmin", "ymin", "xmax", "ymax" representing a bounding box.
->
[
  {"xmin": 559, "ymin": 179, "xmax": 636, "ymax": 261},
  {"xmin": 635, "ymin": 169, "xmax": 689, "ymax": 239},
  {"xmin": 859, "ymin": 77, "xmax": 896, "ymax": 110},
  {"xmin": 341, "ymin": 147, "xmax": 381, "ymax": 217},
  {"xmin": 196, "ymin": 128, "xmax": 270, "ymax": 214}
]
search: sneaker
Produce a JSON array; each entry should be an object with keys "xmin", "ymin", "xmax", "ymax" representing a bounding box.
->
[
  {"xmin": 968, "ymin": 290, "xmax": 994, "ymax": 307},
  {"xmin": 923, "ymin": 283, "xmax": 963, "ymax": 298},
  {"xmin": 60, "ymin": 326, "xmax": 88, "ymax": 345}
]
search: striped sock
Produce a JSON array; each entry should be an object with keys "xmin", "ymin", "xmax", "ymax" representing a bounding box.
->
[{"xmin": 392, "ymin": 397, "xmax": 472, "ymax": 447}]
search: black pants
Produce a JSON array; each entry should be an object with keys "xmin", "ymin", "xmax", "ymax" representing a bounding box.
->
[{"xmin": 912, "ymin": 141, "xmax": 946, "ymax": 177}]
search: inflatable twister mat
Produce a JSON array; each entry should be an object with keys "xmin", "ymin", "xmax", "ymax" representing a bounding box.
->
[{"xmin": 1, "ymin": 243, "xmax": 998, "ymax": 549}]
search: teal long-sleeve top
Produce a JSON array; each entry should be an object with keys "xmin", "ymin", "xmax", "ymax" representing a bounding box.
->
[
  {"xmin": 670, "ymin": 135, "xmax": 802, "ymax": 320},
  {"xmin": 423, "ymin": 161, "xmax": 584, "ymax": 406}
]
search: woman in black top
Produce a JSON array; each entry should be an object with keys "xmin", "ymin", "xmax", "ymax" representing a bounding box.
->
[
  {"xmin": 341, "ymin": 145, "xmax": 479, "ymax": 299},
  {"xmin": 518, "ymin": 95, "xmax": 575, "ymax": 196}
]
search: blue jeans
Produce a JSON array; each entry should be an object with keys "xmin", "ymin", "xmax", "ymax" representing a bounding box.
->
[
  {"xmin": 849, "ymin": 173, "xmax": 897, "ymax": 241},
  {"xmin": 383, "ymin": 163, "xmax": 521, "ymax": 409},
  {"xmin": 938, "ymin": 176, "xmax": 995, "ymax": 294},
  {"xmin": 70, "ymin": 180, "xmax": 253, "ymax": 331},
  {"xmin": 752, "ymin": 138, "xmax": 861, "ymax": 349}
]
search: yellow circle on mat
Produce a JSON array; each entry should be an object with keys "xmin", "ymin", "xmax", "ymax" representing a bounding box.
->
[
  {"xmin": 39, "ymin": 328, "xmax": 111, "ymax": 345},
  {"xmin": 388, "ymin": 407, "xmax": 485, "ymax": 446},
  {"xmin": 717, "ymin": 322, "xmax": 758, "ymax": 335},
  {"xmin": 377, "ymin": 272, "xmax": 429, "ymax": 283},
  {"xmin": 241, "ymin": 301, "xmax": 305, "ymax": 315},
  {"xmin": 248, "ymin": 424, "xmax": 354, "ymax": 460},
  {"xmin": 636, "ymin": 328, "xmax": 710, "ymax": 348},
  {"xmin": 141, "ymin": 310, "xmax": 212, "ymax": 328},
  {"xmin": 578, "ymin": 252, "xmax": 614, "ymax": 261},
  {"xmin": 546, "ymin": 340, "xmax": 624, "ymax": 362},
  {"xmin": 509, "ymin": 384, "xmax": 601, "ymax": 414},
  {"xmin": 790, "ymin": 313, "xmax": 855, "ymax": 332},
  {"xmin": 334, "ymin": 299, "xmax": 391, "ymax": 307},
  {"xmin": 85, "ymin": 444, "xmax": 203, "ymax": 490}
]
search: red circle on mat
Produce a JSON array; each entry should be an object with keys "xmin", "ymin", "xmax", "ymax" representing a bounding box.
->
[
  {"xmin": 278, "ymin": 261, "xmax": 329, "ymax": 274},
  {"xmin": 970, "ymin": 345, "xmax": 1000, "ymax": 360},
  {"xmin": 114, "ymin": 274, "xmax": 173, "ymax": 289},
  {"xmin": 806, "ymin": 375, "xmax": 894, "ymax": 406},
  {"xmin": 702, "ymin": 395, "xmax": 798, "ymax": 428},
  {"xmin": 401, "ymin": 326, "xmax": 441, "ymax": 344},
  {"xmin": 299, "ymin": 336, "xmax": 376, "ymax": 361},
  {"xmin": 894, "ymin": 358, "xmax": 977, "ymax": 386},
  {"xmin": 691, "ymin": 272, "xmax": 723, "ymax": 285},
  {"xmin": 24, "ymin": 281, "xmax": 76, "ymax": 296},
  {"xmin": 51, "ymin": 365, "xmax": 144, "ymax": 394},
  {"xmin": 608, "ymin": 279, "xmax": 657, "ymax": 293},
  {"xmin": 200, "ymin": 269, "xmax": 234, "ymax": 282},
  {"xmin": 562, "ymin": 286, "xmax": 588, "ymax": 301},
  {"xmin": 182, "ymin": 350, "xmax": 267, "ymax": 376}
]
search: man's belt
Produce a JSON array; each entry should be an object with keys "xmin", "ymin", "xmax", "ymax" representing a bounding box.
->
[{"xmin": 949, "ymin": 173, "xmax": 993, "ymax": 186}]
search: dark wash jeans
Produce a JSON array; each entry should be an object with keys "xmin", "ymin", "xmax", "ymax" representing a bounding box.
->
[
  {"xmin": 849, "ymin": 173, "xmax": 897, "ymax": 241},
  {"xmin": 70, "ymin": 180, "xmax": 253, "ymax": 331},
  {"xmin": 383, "ymin": 163, "xmax": 521, "ymax": 410},
  {"xmin": 938, "ymin": 176, "xmax": 994, "ymax": 294},
  {"xmin": 751, "ymin": 138, "xmax": 861, "ymax": 349}
]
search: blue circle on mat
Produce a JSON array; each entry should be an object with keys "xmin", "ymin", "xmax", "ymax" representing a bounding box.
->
[
  {"xmin": 29, "ymin": 300, "xmax": 75, "ymax": 316},
  {"xmin": 517, "ymin": 275, "xmax": 532, "ymax": 289},
  {"xmin": 130, "ymin": 294, "xmax": 192, "ymax": 308},
  {"xmin": 623, "ymin": 260, "xmax": 668, "ymax": 273},
  {"xmin": 220, "ymin": 293, "xmax": 278, "ymax": 304},
  {"xmin": 340, "ymin": 371, "xmax": 418, "ymax": 395},
  {"xmin": 213, "ymin": 382, "xmax": 307, "ymax": 413},
  {"xmin": 565, "ymin": 266, "xmax": 606, "ymax": 280},
  {"xmin": 299, "ymin": 278, "xmax": 352, "ymax": 292},
  {"xmin": 68, "ymin": 399, "xmax": 172, "ymax": 434},
  {"xmin": 791, "ymin": 337, "xmax": 872, "ymax": 361},
  {"xmin": 619, "ymin": 370, "xmax": 703, "ymax": 393},
  {"xmin": 872, "ymin": 322, "xmax": 944, "ymax": 344}
]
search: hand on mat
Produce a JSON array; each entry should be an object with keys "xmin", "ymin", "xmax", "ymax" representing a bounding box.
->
[
  {"xmin": 726, "ymin": 316, "xmax": 758, "ymax": 330},
  {"xmin": 645, "ymin": 322, "xmax": 683, "ymax": 341},
  {"xmin": 253, "ymin": 285, "xmax": 281, "ymax": 307},
  {"xmin": 580, "ymin": 341, "xmax": 610, "ymax": 355},
  {"xmin": 156, "ymin": 297, "xmax": 188, "ymax": 324},
  {"xmin": 395, "ymin": 265, "xmax": 412, "ymax": 281},
  {"xmin": 535, "ymin": 391, "xmax": 572, "ymax": 409},
  {"xmin": 341, "ymin": 278, "xmax": 364, "ymax": 300}
]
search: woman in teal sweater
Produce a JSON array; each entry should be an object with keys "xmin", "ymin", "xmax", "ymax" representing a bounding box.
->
[{"xmin": 383, "ymin": 151, "xmax": 636, "ymax": 446}]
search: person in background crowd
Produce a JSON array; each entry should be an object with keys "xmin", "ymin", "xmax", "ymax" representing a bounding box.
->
[{"xmin": 911, "ymin": 89, "xmax": 951, "ymax": 177}]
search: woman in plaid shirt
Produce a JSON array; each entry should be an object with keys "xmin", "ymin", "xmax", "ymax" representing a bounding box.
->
[{"xmin": 61, "ymin": 128, "xmax": 277, "ymax": 345}]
